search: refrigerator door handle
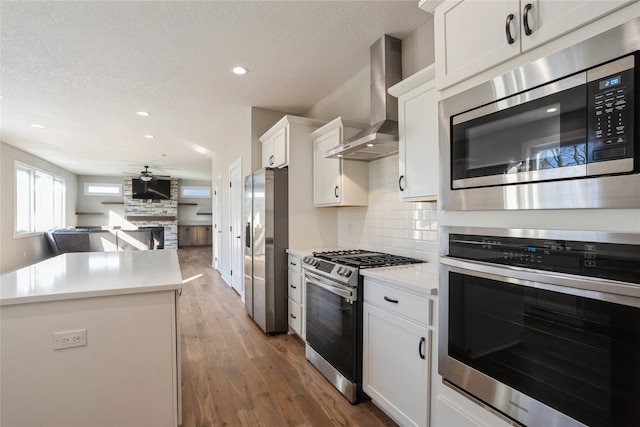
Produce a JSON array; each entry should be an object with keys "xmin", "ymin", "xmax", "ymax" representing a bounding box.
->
[{"xmin": 245, "ymin": 222, "xmax": 251, "ymax": 248}]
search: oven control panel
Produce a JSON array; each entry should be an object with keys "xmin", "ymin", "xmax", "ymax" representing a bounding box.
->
[{"xmin": 449, "ymin": 233, "xmax": 640, "ymax": 284}]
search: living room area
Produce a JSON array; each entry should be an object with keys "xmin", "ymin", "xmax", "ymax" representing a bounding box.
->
[{"xmin": 0, "ymin": 142, "xmax": 213, "ymax": 274}]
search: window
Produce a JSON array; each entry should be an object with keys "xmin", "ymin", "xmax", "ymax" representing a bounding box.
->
[
  {"xmin": 180, "ymin": 186, "xmax": 211, "ymax": 198},
  {"xmin": 15, "ymin": 162, "xmax": 65, "ymax": 235},
  {"xmin": 84, "ymin": 182, "xmax": 122, "ymax": 196}
]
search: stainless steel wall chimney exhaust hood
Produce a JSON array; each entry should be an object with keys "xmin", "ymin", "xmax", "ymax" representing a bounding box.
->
[{"xmin": 325, "ymin": 35, "xmax": 402, "ymax": 161}]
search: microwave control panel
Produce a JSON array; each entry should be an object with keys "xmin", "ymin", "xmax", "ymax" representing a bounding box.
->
[
  {"xmin": 448, "ymin": 233, "xmax": 640, "ymax": 284},
  {"xmin": 587, "ymin": 54, "xmax": 635, "ymax": 164}
]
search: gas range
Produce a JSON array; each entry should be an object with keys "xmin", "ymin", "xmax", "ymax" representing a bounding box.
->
[
  {"xmin": 303, "ymin": 249, "xmax": 423, "ymax": 404},
  {"xmin": 302, "ymin": 249, "xmax": 422, "ymax": 287}
]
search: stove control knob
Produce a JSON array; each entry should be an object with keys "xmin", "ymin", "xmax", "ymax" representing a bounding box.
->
[{"xmin": 343, "ymin": 269, "xmax": 352, "ymax": 277}]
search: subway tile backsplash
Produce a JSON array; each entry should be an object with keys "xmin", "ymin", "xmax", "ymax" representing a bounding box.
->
[{"xmin": 337, "ymin": 155, "xmax": 439, "ymax": 263}]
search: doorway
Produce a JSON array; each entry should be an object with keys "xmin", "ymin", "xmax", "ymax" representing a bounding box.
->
[
  {"xmin": 229, "ymin": 159, "xmax": 243, "ymax": 297},
  {"xmin": 213, "ymin": 174, "xmax": 221, "ymax": 270}
]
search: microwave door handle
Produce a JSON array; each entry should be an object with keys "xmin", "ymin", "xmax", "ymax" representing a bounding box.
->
[{"xmin": 305, "ymin": 271, "xmax": 354, "ymax": 301}]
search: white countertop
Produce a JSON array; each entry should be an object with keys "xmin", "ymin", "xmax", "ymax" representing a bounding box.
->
[
  {"xmin": 0, "ymin": 250, "xmax": 183, "ymax": 306},
  {"xmin": 361, "ymin": 262, "xmax": 438, "ymax": 296}
]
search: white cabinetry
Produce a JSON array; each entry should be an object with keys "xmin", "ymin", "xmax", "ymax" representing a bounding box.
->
[
  {"xmin": 432, "ymin": 0, "xmax": 634, "ymax": 89},
  {"xmin": 311, "ymin": 117, "xmax": 368, "ymax": 207},
  {"xmin": 389, "ymin": 65, "xmax": 438, "ymax": 202},
  {"xmin": 260, "ymin": 115, "xmax": 334, "ymax": 251},
  {"xmin": 261, "ymin": 126, "xmax": 288, "ymax": 168},
  {"xmin": 363, "ymin": 278, "xmax": 433, "ymax": 427},
  {"xmin": 287, "ymin": 253, "xmax": 304, "ymax": 338}
]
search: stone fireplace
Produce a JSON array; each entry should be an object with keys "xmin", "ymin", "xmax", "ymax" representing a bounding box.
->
[{"xmin": 123, "ymin": 178, "xmax": 178, "ymax": 249}]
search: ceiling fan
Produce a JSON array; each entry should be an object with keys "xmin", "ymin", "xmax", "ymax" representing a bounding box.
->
[
  {"xmin": 137, "ymin": 165, "xmax": 170, "ymax": 182},
  {"xmin": 139, "ymin": 165, "xmax": 154, "ymax": 182}
]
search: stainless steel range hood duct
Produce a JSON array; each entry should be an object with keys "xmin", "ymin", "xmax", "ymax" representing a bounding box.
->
[{"xmin": 325, "ymin": 35, "xmax": 402, "ymax": 161}]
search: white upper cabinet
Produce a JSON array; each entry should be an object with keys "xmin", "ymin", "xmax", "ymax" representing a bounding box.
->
[
  {"xmin": 433, "ymin": 0, "xmax": 634, "ymax": 89},
  {"xmin": 389, "ymin": 65, "xmax": 439, "ymax": 202},
  {"xmin": 261, "ymin": 125, "xmax": 288, "ymax": 168},
  {"xmin": 311, "ymin": 118, "xmax": 369, "ymax": 207}
]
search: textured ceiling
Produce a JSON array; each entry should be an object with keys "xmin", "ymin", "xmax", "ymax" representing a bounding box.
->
[{"xmin": 0, "ymin": 1, "xmax": 431, "ymax": 180}]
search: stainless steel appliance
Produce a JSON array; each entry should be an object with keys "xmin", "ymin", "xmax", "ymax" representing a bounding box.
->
[
  {"xmin": 439, "ymin": 227, "xmax": 640, "ymax": 427},
  {"xmin": 243, "ymin": 168, "xmax": 289, "ymax": 334},
  {"xmin": 325, "ymin": 35, "xmax": 402, "ymax": 161},
  {"xmin": 439, "ymin": 17, "xmax": 640, "ymax": 210},
  {"xmin": 303, "ymin": 250, "xmax": 422, "ymax": 403}
]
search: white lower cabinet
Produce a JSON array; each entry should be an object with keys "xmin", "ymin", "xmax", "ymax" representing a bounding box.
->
[
  {"xmin": 363, "ymin": 279, "xmax": 432, "ymax": 427},
  {"xmin": 287, "ymin": 253, "xmax": 304, "ymax": 339}
]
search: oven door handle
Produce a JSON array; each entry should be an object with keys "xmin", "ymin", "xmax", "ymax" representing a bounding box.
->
[
  {"xmin": 440, "ymin": 256, "xmax": 640, "ymax": 306},
  {"xmin": 304, "ymin": 271, "xmax": 355, "ymax": 302}
]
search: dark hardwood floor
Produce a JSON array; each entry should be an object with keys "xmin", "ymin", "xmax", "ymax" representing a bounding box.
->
[{"xmin": 177, "ymin": 246, "xmax": 397, "ymax": 427}]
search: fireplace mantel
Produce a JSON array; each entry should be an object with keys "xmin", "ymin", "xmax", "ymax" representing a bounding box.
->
[{"xmin": 126, "ymin": 216, "xmax": 177, "ymax": 222}]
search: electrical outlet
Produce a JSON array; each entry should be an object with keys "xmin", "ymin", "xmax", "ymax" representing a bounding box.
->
[{"xmin": 53, "ymin": 329, "xmax": 87, "ymax": 350}]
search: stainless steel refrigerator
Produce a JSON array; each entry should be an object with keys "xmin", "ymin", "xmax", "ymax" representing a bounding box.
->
[{"xmin": 243, "ymin": 168, "xmax": 289, "ymax": 334}]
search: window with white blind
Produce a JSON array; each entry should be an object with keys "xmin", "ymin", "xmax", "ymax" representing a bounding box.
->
[{"xmin": 15, "ymin": 162, "xmax": 65, "ymax": 235}]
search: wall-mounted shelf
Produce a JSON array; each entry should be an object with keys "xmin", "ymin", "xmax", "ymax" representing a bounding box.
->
[
  {"xmin": 126, "ymin": 216, "xmax": 177, "ymax": 222},
  {"xmin": 178, "ymin": 202, "xmax": 197, "ymax": 206},
  {"xmin": 76, "ymin": 212, "xmax": 105, "ymax": 215},
  {"xmin": 102, "ymin": 201, "xmax": 124, "ymax": 205},
  {"xmin": 196, "ymin": 213, "xmax": 212, "ymax": 215}
]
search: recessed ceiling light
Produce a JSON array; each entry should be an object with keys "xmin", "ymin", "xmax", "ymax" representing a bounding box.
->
[
  {"xmin": 546, "ymin": 107, "xmax": 558, "ymax": 113},
  {"xmin": 136, "ymin": 111, "xmax": 150, "ymax": 117},
  {"xmin": 31, "ymin": 123, "xmax": 45, "ymax": 129},
  {"xmin": 143, "ymin": 134, "xmax": 154, "ymax": 139},
  {"xmin": 232, "ymin": 66, "xmax": 248, "ymax": 75}
]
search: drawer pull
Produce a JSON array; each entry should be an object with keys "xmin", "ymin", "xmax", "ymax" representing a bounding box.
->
[
  {"xmin": 383, "ymin": 296, "xmax": 399, "ymax": 304},
  {"xmin": 290, "ymin": 262, "xmax": 297, "ymax": 266},
  {"xmin": 419, "ymin": 337, "xmax": 426, "ymax": 359},
  {"xmin": 290, "ymin": 314, "xmax": 297, "ymax": 319},
  {"xmin": 290, "ymin": 284, "xmax": 297, "ymax": 289}
]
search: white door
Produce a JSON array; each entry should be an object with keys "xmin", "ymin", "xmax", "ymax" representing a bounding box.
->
[
  {"xmin": 229, "ymin": 159, "xmax": 243, "ymax": 296},
  {"xmin": 213, "ymin": 174, "xmax": 221, "ymax": 270}
]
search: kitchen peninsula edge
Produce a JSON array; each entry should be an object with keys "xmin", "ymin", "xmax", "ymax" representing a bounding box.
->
[{"xmin": 0, "ymin": 250, "xmax": 183, "ymax": 427}]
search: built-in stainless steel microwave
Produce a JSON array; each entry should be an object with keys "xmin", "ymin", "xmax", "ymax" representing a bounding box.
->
[{"xmin": 439, "ymin": 17, "xmax": 640, "ymax": 211}]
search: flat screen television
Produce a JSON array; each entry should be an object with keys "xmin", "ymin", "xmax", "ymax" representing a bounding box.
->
[{"xmin": 132, "ymin": 178, "xmax": 171, "ymax": 200}]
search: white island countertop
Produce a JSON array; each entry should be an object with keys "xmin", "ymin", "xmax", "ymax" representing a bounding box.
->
[
  {"xmin": 0, "ymin": 250, "xmax": 183, "ymax": 306},
  {"xmin": 361, "ymin": 262, "xmax": 438, "ymax": 295}
]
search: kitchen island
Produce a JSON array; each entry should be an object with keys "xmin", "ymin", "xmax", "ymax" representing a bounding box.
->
[{"xmin": 0, "ymin": 250, "xmax": 183, "ymax": 427}]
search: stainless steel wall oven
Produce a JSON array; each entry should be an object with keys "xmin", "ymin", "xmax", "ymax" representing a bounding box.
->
[
  {"xmin": 439, "ymin": 227, "xmax": 640, "ymax": 427},
  {"xmin": 439, "ymin": 17, "xmax": 640, "ymax": 210}
]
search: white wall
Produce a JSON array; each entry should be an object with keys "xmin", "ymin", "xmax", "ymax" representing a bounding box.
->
[
  {"xmin": 177, "ymin": 179, "xmax": 213, "ymax": 225},
  {"xmin": 303, "ymin": 22, "xmax": 439, "ymax": 261},
  {"xmin": 211, "ymin": 108, "xmax": 253, "ymax": 283},
  {"xmin": 76, "ymin": 175, "xmax": 126, "ymax": 228},
  {"xmin": 0, "ymin": 142, "xmax": 78, "ymax": 273},
  {"xmin": 338, "ymin": 155, "xmax": 439, "ymax": 262}
]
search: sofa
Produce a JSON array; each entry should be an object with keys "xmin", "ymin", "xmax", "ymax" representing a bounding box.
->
[{"xmin": 45, "ymin": 228, "xmax": 155, "ymax": 256}]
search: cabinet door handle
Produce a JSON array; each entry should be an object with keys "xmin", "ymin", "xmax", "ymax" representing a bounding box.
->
[
  {"xmin": 290, "ymin": 262, "xmax": 297, "ymax": 266},
  {"xmin": 505, "ymin": 13, "xmax": 516, "ymax": 45},
  {"xmin": 523, "ymin": 3, "xmax": 533, "ymax": 36},
  {"xmin": 398, "ymin": 175, "xmax": 405, "ymax": 191},
  {"xmin": 290, "ymin": 284, "xmax": 297, "ymax": 289},
  {"xmin": 383, "ymin": 296, "xmax": 399, "ymax": 304},
  {"xmin": 419, "ymin": 337, "xmax": 426, "ymax": 359},
  {"xmin": 290, "ymin": 314, "xmax": 297, "ymax": 319},
  {"xmin": 334, "ymin": 186, "xmax": 339, "ymax": 198},
  {"xmin": 269, "ymin": 155, "xmax": 274, "ymax": 165}
]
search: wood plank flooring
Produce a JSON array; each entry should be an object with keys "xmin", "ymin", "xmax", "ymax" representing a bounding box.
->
[{"xmin": 177, "ymin": 247, "xmax": 397, "ymax": 427}]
